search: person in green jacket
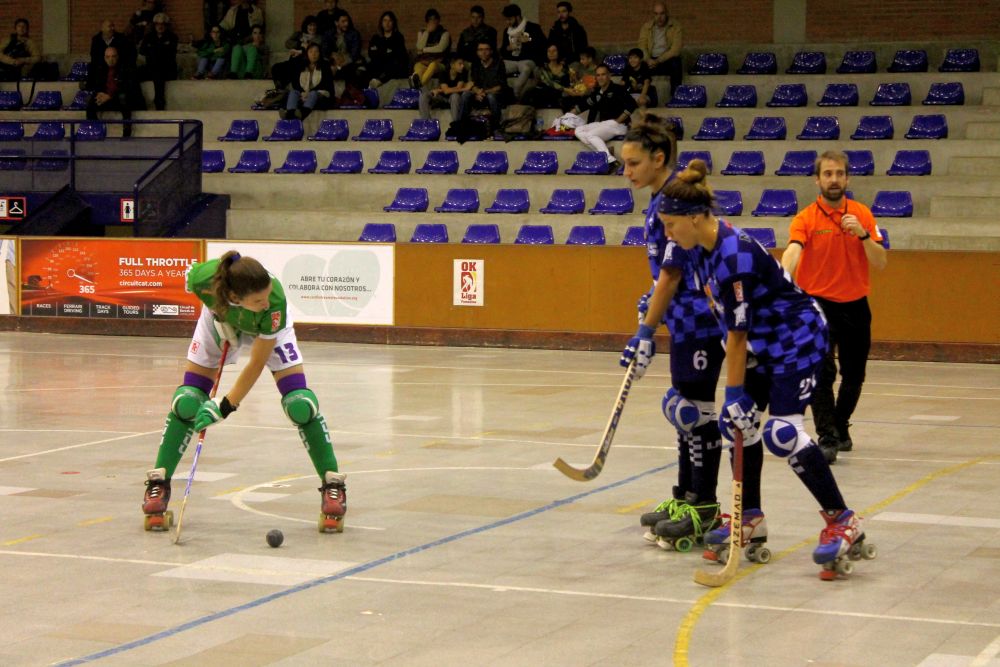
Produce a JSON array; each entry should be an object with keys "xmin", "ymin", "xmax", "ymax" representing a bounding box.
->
[{"xmin": 194, "ymin": 25, "xmax": 231, "ymax": 79}]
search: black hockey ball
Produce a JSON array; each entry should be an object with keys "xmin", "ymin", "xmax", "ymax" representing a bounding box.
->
[{"xmin": 266, "ymin": 529, "xmax": 284, "ymax": 548}]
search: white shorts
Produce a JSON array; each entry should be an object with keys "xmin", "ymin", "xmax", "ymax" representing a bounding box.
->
[{"xmin": 186, "ymin": 306, "xmax": 304, "ymax": 372}]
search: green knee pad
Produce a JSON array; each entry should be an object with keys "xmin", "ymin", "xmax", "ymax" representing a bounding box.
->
[
  {"xmin": 282, "ymin": 389, "xmax": 338, "ymax": 475},
  {"xmin": 155, "ymin": 386, "xmax": 209, "ymax": 477},
  {"xmin": 172, "ymin": 385, "xmax": 209, "ymax": 420}
]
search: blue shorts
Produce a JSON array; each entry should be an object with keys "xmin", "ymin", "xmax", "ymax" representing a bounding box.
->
[
  {"xmin": 746, "ymin": 359, "xmax": 821, "ymax": 417},
  {"xmin": 670, "ymin": 335, "xmax": 724, "ymax": 391}
]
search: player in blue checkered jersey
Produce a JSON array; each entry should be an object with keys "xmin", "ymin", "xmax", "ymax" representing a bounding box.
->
[
  {"xmin": 618, "ymin": 114, "xmax": 725, "ymax": 552},
  {"xmin": 657, "ymin": 159, "xmax": 870, "ymax": 574}
]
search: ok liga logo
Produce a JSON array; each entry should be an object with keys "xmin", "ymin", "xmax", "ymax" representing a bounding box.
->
[{"xmin": 454, "ymin": 259, "xmax": 484, "ymax": 307}]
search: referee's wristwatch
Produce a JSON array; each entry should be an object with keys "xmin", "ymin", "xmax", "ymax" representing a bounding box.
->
[{"xmin": 857, "ymin": 232, "xmax": 871, "ymax": 241}]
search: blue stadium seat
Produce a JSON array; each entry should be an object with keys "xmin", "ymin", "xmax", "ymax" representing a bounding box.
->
[
  {"xmin": 744, "ymin": 227, "xmax": 777, "ymax": 248},
  {"xmin": 588, "ymin": 188, "xmax": 634, "ymax": 215},
  {"xmin": 75, "ymin": 121, "xmax": 106, "ymax": 141},
  {"xmin": 352, "ymin": 119, "xmax": 394, "ymax": 141},
  {"xmin": 603, "ymin": 53, "xmax": 627, "ymax": 76},
  {"xmin": 666, "ymin": 85, "xmax": 708, "ymax": 108},
  {"xmin": 462, "ymin": 224, "xmax": 501, "ymax": 244},
  {"xmin": 677, "ymin": 150, "xmax": 713, "ymax": 173},
  {"xmin": 359, "ymin": 223, "xmax": 397, "ymax": 242},
  {"xmin": 796, "ymin": 116, "xmax": 840, "ymax": 140},
  {"xmin": 905, "ymin": 114, "xmax": 948, "ymax": 139},
  {"xmin": 410, "ymin": 223, "xmax": 449, "ymax": 242},
  {"xmin": 689, "ymin": 52, "xmax": 729, "ymax": 75},
  {"xmin": 308, "ymin": 119, "xmax": 349, "ymax": 141},
  {"xmin": 939, "ymin": 48, "xmax": 980, "ymax": 72},
  {"xmin": 665, "ymin": 116, "xmax": 684, "ymax": 141},
  {"xmin": 434, "ymin": 188, "xmax": 480, "ymax": 213},
  {"xmin": 24, "ymin": 91, "xmax": 63, "ymax": 110},
  {"xmin": 836, "ymin": 50, "xmax": 876, "ymax": 74},
  {"xmin": 275, "ymin": 149, "xmax": 318, "ymax": 173},
  {"xmin": 922, "ymin": 82, "xmax": 964, "ymax": 105},
  {"xmin": 851, "ymin": 115, "xmax": 894, "ymax": 140},
  {"xmin": 887, "ymin": 150, "xmax": 931, "ymax": 175},
  {"xmin": 218, "ymin": 119, "xmax": 259, "ymax": 141},
  {"xmin": 0, "ymin": 91, "xmax": 22, "ymax": 111},
  {"xmin": 879, "ymin": 228, "xmax": 890, "ymax": 249},
  {"xmin": 416, "ymin": 150, "xmax": 459, "ymax": 174},
  {"xmin": 514, "ymin": 224, "xmax": 554, "ymax": 244},
  {"xmin": 540, "ymin": 189, "xmax": 585, "ymax": 214},
  {"xmin": 384, "ymin": 87, "xmax": 420, "ymax": 110},
  {"xmin": 400, "ymin": 118, "xmax": 441, "ymax": 141},
  {"xmin": 201, "ymin": 149, "xmax": 226, "ymax": 173},
  {"xmin": 716, "ymin": 85, "xmax": 757, "ymax": 107},
  {"xmin": 766, "ymin": 83, "xmax": 807, "ymax": 107},
  {"xmin": 64, "ymin": 90, "xmax": 90, "ymax": 110},
  {"xmin": 752, "ymin": 189, "xmax": 798, "ymax": 216},
  {"xmin": 338, "ymin": 88, "xmax": 380, "ymax": 109},
  {"xmin": 515, "ymin": 150, "xmax": 558, "ymax": 175},
  {"xmin": 62, "ymin": 60, "xmax": 89, "ymax": 81},
  {"xmin": 0, "ymin": 149, "xmax": 27, "ymax": 171},
  {"xmin": 775, "ymin": 150, "xmax": 818, "ymax": 175},
  {"xmin": 714, "ymin": 190, "xmax": 744, "ymax": 216},
  {"xmin": 844, "ymin": 149, "xmax": 875, "ymax": 175},
  {"xmin": 887, "ymin": 49, "xmax": 928, "ymax": 73},
  {"xmin": 744, "ymin": 116, "xmax": 787, "ymax": 140},
  {"xmin": 320, "ymin": 150, "xmax": 363, "ymax": 174},
  {"xmin": 871, "ymin": 191, "xmax": 913, "ymax": 217},
  {"xmin": 691, "ymin": 117, "xmax": 735, "ymax": 141},
  {"xmin": 870, "ymin": 82, "xmax": 912, "ymax": 106},
  {"xmin": 228, "ymin": 149, "xmax": 270, "ymax": 173},
  {"xmin": 565, "ymin": 151, "xmax": 612, "ymax": 175},
  {"xmin": 384, "ymin": 188, "xmax": 429, "ymax": 212},
  {"xmin": 368, "ymin": 150, "xmax": 411, "ymax": 174},
  {"xmin": 31, "ymin": 122, "xmax": 65, "ymax": 140},
  {"xmin": 817, "ymin": 83, "xmax": 859, "ymax": 107},
  {"xmin": 786, "ymin": 51, "xmax": 826, "ymax": 74},
  {"xmin": 737, "ymin": 52, "xmax": 777, "ymax": 75},
  {"xmin": 263, "ymin": 119, "xmax": 304, "ymax": 141},
  {"xmin": 622, "ymin": 226, "xmax": 645, "ymax": 246},
  {"xmin": 566, "ymin": 225, "xmax": 606, "ymax": 245},
  {"xmin": 485, "ymin": 189, "xmax": 530, "ymax": 213},
  {"xmin": 721, "ymin": 151, "xmax": 765, "ymax": 175},
  {"xmin": 0, "ymin": 122, "xmax": 24, "ymax": 141},
  {"xmin": 465, "ymin": 150, "xmax": 509, "ymax": 174},
  {"xmin": 34, "ymin": 149, "xmax": 69, "ymax": 171}
]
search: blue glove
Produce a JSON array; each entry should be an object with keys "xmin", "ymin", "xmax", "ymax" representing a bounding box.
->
[
  {"xmin": 620, "ymin": 324, "xmax": 656, "ymax": 379},
  {"xmin": 719, "ymin": 386, "xmax": 758, "ymax": 442},
  {"xmin": 636, "ymin": 287, "xmax": 653, "ymax": 324}
]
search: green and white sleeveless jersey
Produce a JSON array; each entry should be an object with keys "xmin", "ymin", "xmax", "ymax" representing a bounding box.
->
[{"xmin": 186, "ymin": 259, "xmax": 289, "ymax": 337}]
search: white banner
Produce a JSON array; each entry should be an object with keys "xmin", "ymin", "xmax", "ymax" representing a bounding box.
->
[
  {"xmin": 207, "ymin": 241, "xmax": 394, "ymax": 325},
  {"xmin": 1, "ymin": 237, "xmax": 15, "ymax": 316},
  {"xmin": 453, "ymin": 258, "xmax": 484, "ymax": 307}
]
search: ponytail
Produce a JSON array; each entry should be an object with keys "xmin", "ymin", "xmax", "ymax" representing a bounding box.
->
[{"xmin": 211, "ymin": 251, "xmax": 270, "ymax": 317}]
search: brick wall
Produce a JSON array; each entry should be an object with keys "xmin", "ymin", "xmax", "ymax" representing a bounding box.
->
[
  {"xmin": 0, "ymin": 6, "xmax": 45, "ymax": 52},
  {"xmin": 806, "ymin": 0, "xmax": 1000, "ymax": 41}
]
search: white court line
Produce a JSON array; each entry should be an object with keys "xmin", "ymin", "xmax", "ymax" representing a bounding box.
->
[
  {"xmin": 0, "ymin": 431, "xmax": 159, "ymax": 463},
  {"xmin": 873, "ymin": 512, "xmax": 1000, "ymax": 530},
  {"xmin": 910, "ymin": 415, "xmax": 961, "ymax": 421},
  {"xmin": 8, "ymin": 384, "xmax": 176, "ymax": 394},
  {"xmin": 0, "ymin": 429, "xmax": 137, "ymax": 434},
  {"xmin": 972, "ymin": 634, "xmax": 1000, "ymax": 667}
]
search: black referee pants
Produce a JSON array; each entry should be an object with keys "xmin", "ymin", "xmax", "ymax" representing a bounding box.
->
[{"xmin": 810, "ymin": 296, "xmax": 872, "ymax": 441}]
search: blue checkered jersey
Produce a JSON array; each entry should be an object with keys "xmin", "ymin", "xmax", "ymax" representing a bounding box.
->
[
  {"xmin": 645, "ymin": 192, "xmax": 721, "ymax": 344},
  {"xmin": 693, "ymin": 220, "xmax": 828, "ymax": 374}
]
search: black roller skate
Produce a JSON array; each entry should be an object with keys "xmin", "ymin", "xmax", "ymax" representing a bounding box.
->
[
  {"xmin": 702, "ymin": 508, "xmax": 770, "ymax": 565},
  {"xmin": 142, "ymin": 468, "xmax": 173, "ymax": 531},
  {"xmin": 652, "ymin": 492, "xmax": 721, "ymax": 553},
  {"xmin": 318, "ymin": 471, "xmax": 347, "ymax": 533},
  {"xmin": 639, "ymin": 486, "xmax": 685, "ymax": 544}
]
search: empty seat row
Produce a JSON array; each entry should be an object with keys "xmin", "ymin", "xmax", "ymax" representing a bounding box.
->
[
  {"xmin": 669, "ymin": 81, "xmax": 966, "ymax": 108},
  {"xmin": 0, "ymin": 89, "xmax": 91, "ymax": 111},
  {"xmin": 745, "ymin": 189, "xmax": 913, "ymax": 217},
  {"xmin": 383, "ymin": 188, "xmax": 635, "ymax": 215},
  {"xmin": 690, "ymin": 114, "xmax": 947, "ymax": 141},
  {"xmin": 361, "ymin": 223, "xmax": 615, "ymax": 245},
  {"xmin": 0, "ymin": 120, "xmax": 107, "ymax": 141},
  {"xmin": 681, "ymin": 148, "xmax": 932, "ymax": 176},
  {"xmin": 689, "ymin": 49, "xmax": 980, "ymax": 75}
]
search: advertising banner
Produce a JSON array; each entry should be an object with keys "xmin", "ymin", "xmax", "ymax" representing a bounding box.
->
[
  {"xmin": 1, "ymin": 238, "xmax": 15, "ymax": 316},
  {"xmin": 453, "ymin": 259, "xmax": 484, "ymax": 307},
  {"xmin": 19, "ymin": 238, "xmax": 203, "ymax": 319},
  {"xmin": 206, "ymin": 241, "xmax": 394, "ymax": 325}
]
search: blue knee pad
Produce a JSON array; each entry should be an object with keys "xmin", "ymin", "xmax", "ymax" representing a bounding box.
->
[
  {"xmin": 662, "ymin": 388, "xmax": 713, "ymax": 434},
  {"xmin": 762, "ymin": 417, "xmax": 803, "ymax": 458}
]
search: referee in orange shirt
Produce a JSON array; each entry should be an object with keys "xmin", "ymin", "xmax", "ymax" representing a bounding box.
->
[{"xmin": 781, "ymin": 150, "xmax": 887, "ymax": 463}]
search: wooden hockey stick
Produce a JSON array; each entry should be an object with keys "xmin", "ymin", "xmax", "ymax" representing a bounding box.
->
[
  {"xmin": 694, "ymin": 430, "xmax": 743, "ymax": 587},
  {"xmin": 553, "ymin": 360, "xmax": 637, "ymax": 482}
]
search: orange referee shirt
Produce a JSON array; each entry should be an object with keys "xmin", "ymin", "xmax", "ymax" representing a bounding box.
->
[{"xmin": 788, "ymin": 196, "xmax": 883, "ymax": 303}]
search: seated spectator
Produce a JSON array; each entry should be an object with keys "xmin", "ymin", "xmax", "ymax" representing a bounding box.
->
[
  {"xmin": 128, "ymin": 1, "xmax": 164, "ymax": 45},
  {"xmin": 456, "ymin": 5, "xmax": 497, "ymax": 64},
  {"xmin": 138, "ymin": 12, "xmax": 178, "ymax": 110},
  {"xmin": 220, "ymin": 0, "xmax": 264, "ymax": 46},
  {"xmin": 272, "ymin": 15, "xmax": 321, "ymax": 90},
  {"xmin": 231, "ymin": 25, "xmax": 268, "ymax": 79},
  {"xmin": 86, "ymin": 46, "xmax": 146, "ymax": 137},
  {"xmin": 194, "ymin": 25, "xmax": 231, "ymax": 79},
  {"xmin": 459, "ymin": 40, "xmax": 512, "ymax": 133},
  {"xmin": 523, "ymin": 43, "xmax": 571, "ymax": 109},
  {"xmin": 637, "ymin": 2, "xmax": 682, "ymax": 96},
  {"xmin": 0, "ymin": 18, "xmax": 40, "ymax": 82},
  {"xmin": 283, "ymin": 43, "xmax": 333, "ymax": 120},
  {"xmin": 563, "ymin": 45, "xmax": 597, "ymax": 104},
  {"xmin": 322, "ymin": 9, "xmax": 367, "ymax": 92},
  {"xmin": 367, "ymin": 10, "xmax": 408, "ymax": 89},
  {"xmin": 500, "ymin": 3, "xmax": 546, "ymax": 101},
  {"xmin": 410, "ymin": 9, "xmax": 450, "ymax": 89},
  {"xmin": 623, "ymin": 47, "xmax": 656, "ymax": 108},
  {"xmin": 547, "ymin": 1, "xmax": 587, "ymax": 65},
  {"xmin": 90, "ymin": 20, "xmax": 136, "ymax": 69},
  {"xmin": 571, "ymin": 63, "xmax": 637, "ymax": 169},
  {"xmin": 316, "ymin": 0, "xmax": 340, "ymax": 36},
  {"xmin": 419, "ymin": 55, "xmax": 472, "ymax": 122}
]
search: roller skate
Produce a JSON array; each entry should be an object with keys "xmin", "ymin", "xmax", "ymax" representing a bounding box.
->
[
  {"xmin": 813, "ymin": 509, "xmax": 876, "ymax": 580},
  {"xmin": 318, "ymin": 471, "xmax": 347, "ymax": 533},
  {"xmin": 653, "ymin": 492, "xmax": 720, "ymax": 553},
  {"xmin": 639, "ymin": 486, "xmax": 685, "ymax": 544},
  {"xmin": 142, "ymin": 468, "xmax": 173, "ymax": 531},
  {"xmin": 702, "ymin": 508, "xmax": 770, "ymax": 565}
]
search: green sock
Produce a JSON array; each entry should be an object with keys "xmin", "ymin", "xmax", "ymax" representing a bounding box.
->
[
  {"xmin": 154, "ymin": 412, "xmax": 195, "ymax": 478},
  {"xmin": 299, "ymin": 414, "xmax": 338, "ymax": 477}
]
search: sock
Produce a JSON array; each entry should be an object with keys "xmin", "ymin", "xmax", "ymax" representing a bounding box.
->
[{"xmin": 789, "ymin": 444, "xmax": 846, "ymax": 510}]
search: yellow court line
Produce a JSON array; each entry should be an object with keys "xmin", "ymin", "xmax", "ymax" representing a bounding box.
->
[
  {"xmin": 616, "ymin": 500, "xmax": 655, "ymax": 515},
  {"xmin": 77, "ymin": 516, "xmax": 113, "ymax": 527},
  {"xmin": 673, "ymin": 454, "xmax": 999, "ymax": 666},
  {"xmin": 2, "ymin": 534, "xmax": 44, "ymax": 546}
]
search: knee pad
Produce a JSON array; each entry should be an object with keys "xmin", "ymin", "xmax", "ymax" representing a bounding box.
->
[
  {"xmin": 761, "ymin": 416, "xmax": 809, "ymax": 458},
  {"xmin": 282, "ymin": 388, "xmax": 320, "ymax": 426},
  {"xmin": 171, "ymin": 386, "xmax": 208, "ymax": 421},
  {"xmin": 663, "ymin": 389, "xmax": 714, "ymax": 434}
]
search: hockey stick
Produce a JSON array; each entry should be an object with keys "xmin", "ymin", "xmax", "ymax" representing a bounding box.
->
[
  {"xmin": 553, "ymin": 360, "xmax": 636, "ymax": 482},
  {"xmin": 173, "ymin": 341, "xmax": 230, "ymax": 545},
  {"xmin": 694, "ymin": 429, "xmax": 743, "ymax": 587}
]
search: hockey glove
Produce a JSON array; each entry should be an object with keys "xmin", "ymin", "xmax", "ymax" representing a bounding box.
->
[
  {"xmin": 719, "ymin": 386, "xmax": 758, "ymax": 442},
  {"xmin": 192, "ymin": 397, "xmax": 237, "ymax": 432},
  {"xmin": 636, "ymin": 286, "xmax": 653, "ymax": 324},
  {"xmin": 620, "ymin": 324, "xmax": 656, "ymax": 379},
  {"xmin": 213, "ymin": 319, "xmax": 239, "ymax": 346}
]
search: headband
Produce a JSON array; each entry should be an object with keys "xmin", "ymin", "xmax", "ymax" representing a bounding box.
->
[{"xmin": 657, "ymin": 196, "xmax": 711, "ymax": 216}]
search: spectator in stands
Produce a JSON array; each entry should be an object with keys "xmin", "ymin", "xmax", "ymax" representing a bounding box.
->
[
  {"xmin": 272, "ymin": 15, "xmax": 321, "ymax": 90},
  {"xmin": 500, "ymin": 4, "xmax": 546, "ymax": 101},
  {"xmin": 456, "ymin": 5, "xmax": 497, "ymax": 64},
  {"xmin": 129, "ymin": 1, "xmax": 164, "ymax": 45},
  {"xmin": 0, "ymin": 18, "xmax": 40, "ymax": 82},
  {"xmin": 562, "ymin": 45, "xmax": 597, "ymax": 106},
  {"xmin": 367, "ymin": 11, "xmax": 408, "ymax": 89},
  {"xmin": 459, "ymin": 40, "xmax": 511, "ymax": 133},
  {"xmin": 230, "ymin": 24, "xmax": 267, "ymax": 79},
  {"xmin": 90, "ymin": 20, "xmax": 136, "ymax": 69},
  {"xmin": 322, "ymin": 9, "xmax": 367, "ymax": 92},
  {"xmin": 410, "ymin": 9, "xmax": 450, "ymax": 89},
  {"xmin": 419, "ymin": 55, "xmax": 471, "ymax": 121},
  {"xmin": 86, "ymin": 46, "xmax": 146, "ymax": 137},
  {"xmin": 194, "ymin": 25, "xmax": 231, "ymax": 79},
  {"xmin": 220, "ymin": 0, "xmax": 264, "ymax": 47},
  {"xmin": 283, "ymin": 42, "xmax": 334, "ymax": 121},
  {"xmin": 637, "ymin": 2, "xmax": 682, "ymax": 96},
  {"xmin": 523, "ymin": 43, "xmax": 570, "ymax": 109},
  {"xmin": 572, "ymin": 63, "xmax": 637, "ymax": 170},
  {"xmin": 316, "ymin": 0, "xmax": 340, "ymax": 36},
  {"xmin": 138, "ymin": 12, "xmax": 178, "ymax": 110},
  {"xmin": 624, "ymin": 47, "xmax": 657, "ymax": 108},
  {"xmin": 547, "ymin": 1, "xmax": 588, "ymax": 65}
]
